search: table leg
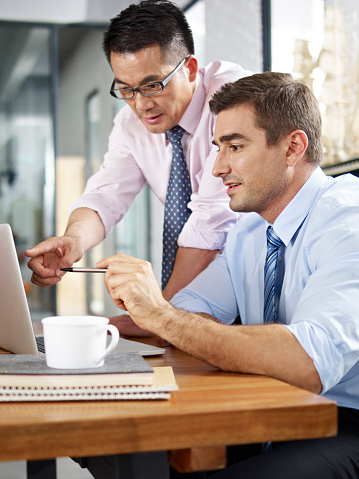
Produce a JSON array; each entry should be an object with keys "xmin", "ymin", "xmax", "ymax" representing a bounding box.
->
[
  {"xmin": 27, "ymin": 459, "xmax": 57, "ymax": 479},
  {"xmin": 74, "ymin": 451, "xmax": 170, "ymax": 479}
]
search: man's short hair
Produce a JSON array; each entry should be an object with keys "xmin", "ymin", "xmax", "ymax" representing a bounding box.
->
[
  {"xmin": 103, "ymin": 0, "xmax": 194, "ymax": 65},
  {"xmin": 209, "ymin": 72, "xmax": 323, "ymax": 165}
]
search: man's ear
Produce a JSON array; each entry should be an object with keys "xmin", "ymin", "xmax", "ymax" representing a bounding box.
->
[
  {"xmin": 186, "ymin": 55, "xmax": 199, "ymax": 83},
  {"xmin": 286, "ymin": 130, "xmax": 308, "ymax": 166}
]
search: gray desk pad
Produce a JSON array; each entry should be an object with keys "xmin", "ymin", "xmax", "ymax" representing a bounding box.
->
[{"xmin": 0, "ymin": 352, "xmax": 153, "ymax": 375}]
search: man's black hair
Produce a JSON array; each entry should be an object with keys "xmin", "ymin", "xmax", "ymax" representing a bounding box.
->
[{"xmin": 103, "ymin": 0, "xmax": 195, "ymax": 64}]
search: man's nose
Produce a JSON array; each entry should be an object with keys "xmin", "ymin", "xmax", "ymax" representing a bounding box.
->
[
  {"xmin": 212, "ymin": 149, "xmax": 231, "ymax": 178},
  {"xmin": 135, "ymin": 93, "xmax": 155, "ymax": 111}
]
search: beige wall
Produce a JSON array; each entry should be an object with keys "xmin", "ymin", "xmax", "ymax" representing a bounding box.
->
[{"xmin": 55, "ymin": 156, "xmax": 87, "ymax": 315}]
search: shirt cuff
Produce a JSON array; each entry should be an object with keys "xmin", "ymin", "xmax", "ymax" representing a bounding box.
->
[
  {"xmin": 170, "ymin": 291, "xmax": 214, "ymax": 316},
  {"xmin": 285, "ymin": 321, "xmax": 345, "ymax": 394},
  {"xmin": 178, "ymin": 224, "xmax": 233, "ymax": 250},
  {"xmin": 68, "ymin": 199, "xmax": 115, "ymax": 238}
]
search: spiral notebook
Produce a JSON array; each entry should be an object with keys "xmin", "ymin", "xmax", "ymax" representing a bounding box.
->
[{"xmin": 0, "ymin": 353, "xmax": 178, "ymax": 401}]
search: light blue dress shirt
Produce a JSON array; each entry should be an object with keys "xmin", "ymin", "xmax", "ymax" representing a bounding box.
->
[{"xmin": 172, "ymin": 168, "xmax": 359, "ymax": 410}]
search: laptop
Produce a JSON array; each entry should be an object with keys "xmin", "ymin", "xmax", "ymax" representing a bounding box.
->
[{"xmin": 0, "ymin": 223, "xmax": 165, "ymax": 356}]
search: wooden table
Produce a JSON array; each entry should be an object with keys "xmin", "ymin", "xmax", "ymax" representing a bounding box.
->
[{"xmin": 0, "ymin": 338, "xmax": 337, "ymax": 478}]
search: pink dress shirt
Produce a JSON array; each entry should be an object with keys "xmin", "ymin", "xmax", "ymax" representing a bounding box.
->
[{"xmin": 69, "ymin": 61, "xmax": 250, "ymax": 250}]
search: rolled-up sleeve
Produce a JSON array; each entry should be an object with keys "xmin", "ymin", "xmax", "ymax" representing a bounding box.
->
[{"xmin": 285, "ymin": 204, "xmax": 359, "ymax": 393}]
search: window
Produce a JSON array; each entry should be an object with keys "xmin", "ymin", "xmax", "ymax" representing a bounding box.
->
[
  {"xmin": 271, "ymin": 0, "xmax": 359, "ymax": 173},
  {"xmin": 0, "ymin": 22, "xmax": 55, "ymax": 319}
]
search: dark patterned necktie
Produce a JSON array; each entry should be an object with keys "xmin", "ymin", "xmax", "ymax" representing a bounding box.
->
[
  {"xmin": 161, "ymin": 126, "xmax": 192, "ymax": 289},
  {"xmin": 263, "ymin": 226, "xmax": 283, "ymax": 323}
]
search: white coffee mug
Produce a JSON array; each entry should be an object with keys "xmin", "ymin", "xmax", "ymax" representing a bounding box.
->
[{"xmin": 41, "ymin": 316, "xmax": 120, "ymax": 369}]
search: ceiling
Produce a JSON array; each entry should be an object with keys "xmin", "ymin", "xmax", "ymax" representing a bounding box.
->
[
  {"xmin": 0, "ymin": 0, "xmax": 192, "ymax": 24},
  {"xmin": 0, "ymin": 0, "xmax": 195, "ymax": 103}
]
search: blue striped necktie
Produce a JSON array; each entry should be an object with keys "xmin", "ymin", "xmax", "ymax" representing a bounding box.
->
[
  {"xmin": 263, "ymin": 226, "xmax": 283, "ymax": 323},
  {"xmin": 162, "ymin": 125, "xmax": 192, "ymax": 289}
]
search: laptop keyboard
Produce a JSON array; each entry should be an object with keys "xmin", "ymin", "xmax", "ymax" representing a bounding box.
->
[{"xmin": 36, "ymin": 336, "xmax": 46, "ymax": 353}]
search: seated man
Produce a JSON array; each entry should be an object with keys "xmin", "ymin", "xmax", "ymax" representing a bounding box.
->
[{"xmin": 98, "ymin": 72, "xmax": 359, "ymax": 478}]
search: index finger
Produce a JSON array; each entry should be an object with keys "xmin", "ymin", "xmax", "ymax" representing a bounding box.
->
[{"xmin": 25, "ymin": 238, "xmax": 64, "ymax": 258}]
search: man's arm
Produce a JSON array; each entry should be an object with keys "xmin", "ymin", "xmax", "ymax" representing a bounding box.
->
[
  {"xmin": 25, "ymin": 208, "xmax": 105, "ymax": 287},
  {"xmin": 100, "ymin": 253, "xmax": 321, "ymax": 393},
  {"xmin": 148, "ymin": 308, "xmax": 321, "ymax": 394}
]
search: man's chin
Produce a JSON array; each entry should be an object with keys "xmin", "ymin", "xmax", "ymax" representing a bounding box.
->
[
  {"xmin": 143, "ymin": 123, "xmax": 173, "ymax": 135},
  {"xmin": 229, "ymin": 198, "xmax": 247, "ymax": 213}
]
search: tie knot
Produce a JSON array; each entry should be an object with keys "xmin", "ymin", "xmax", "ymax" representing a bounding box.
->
[
  {"xmin": 167, "ymin": 125, "xmax": 185, "ymax": 144},
  {"xmin": 266, "ymin": 226, "xmax": 283, "ymax": 249}
]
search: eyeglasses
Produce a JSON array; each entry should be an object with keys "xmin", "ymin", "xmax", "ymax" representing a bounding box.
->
[{"xmin": 110, "ymin": 55, "xmax": 190, "ymax": 100}]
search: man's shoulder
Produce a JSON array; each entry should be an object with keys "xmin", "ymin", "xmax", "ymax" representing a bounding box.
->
[
  {"xmin": 330, "ymin": 172, "xmax": 359, "ymax": 190},
  {"xmin": 201, "ymin": 61, "xmax": 253, "ymax": 95},
  {"xmin": 316, "ymin": 173, "xmax": 359, "ymax": 209},
  {"xmin": 307, "ymin": 173, "xmax": 359, "ymax": 234}
]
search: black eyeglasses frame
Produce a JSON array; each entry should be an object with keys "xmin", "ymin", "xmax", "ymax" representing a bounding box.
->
[{"xmin": 110, "ymin": 55, "xmax": 190, "ymax": 100}]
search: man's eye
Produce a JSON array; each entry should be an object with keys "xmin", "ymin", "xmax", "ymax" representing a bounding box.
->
[
  {"xmin": 230, "ymin": 144, "xmax": 241, "ymax": 151},
  {"xmin": 142, "ymin": 83, "xmax": 161, "ymax": 91}
]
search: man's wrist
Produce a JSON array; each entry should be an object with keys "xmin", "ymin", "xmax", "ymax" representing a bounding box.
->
[
  {"xmin": 63, "ymin": 225, "xmax": 86, "ymax": 252},
  {"xmin": 140, "ymin": 301, "xmax": 175, "ymax": 338}
]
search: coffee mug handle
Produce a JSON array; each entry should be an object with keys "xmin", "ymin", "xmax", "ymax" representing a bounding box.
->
[{"xmin": 97, "ymin": 324, "xmax": 120, "ymax": 364}]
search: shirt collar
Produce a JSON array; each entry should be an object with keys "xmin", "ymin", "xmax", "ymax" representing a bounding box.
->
[
  {"xmin": 177, "ymin": 72, "xmax": 204, "ymax": 136},
  {"xmin": 273, "ymin": 167, "xmax": 329, "ymax": 246}
]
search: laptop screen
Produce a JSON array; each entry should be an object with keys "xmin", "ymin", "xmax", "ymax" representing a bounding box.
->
[{"xmin": 0, "ymin": 224, "xmax": 38, "ymax": 354}]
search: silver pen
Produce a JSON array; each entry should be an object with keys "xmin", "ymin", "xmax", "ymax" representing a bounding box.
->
[{"xmin": 60, "ymin": 267, "xmax": 107, "ymax": 273}]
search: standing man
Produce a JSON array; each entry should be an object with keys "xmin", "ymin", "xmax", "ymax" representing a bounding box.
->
[
  {"xmin": 99, "ymin": 72, "xmax": 359, "ymax": 477},
  {"xmin": 25, "ymin": 0, "xmax": 250, "ymax": 334}
]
